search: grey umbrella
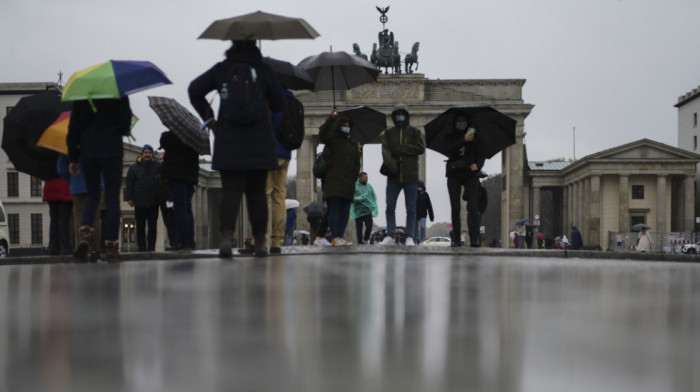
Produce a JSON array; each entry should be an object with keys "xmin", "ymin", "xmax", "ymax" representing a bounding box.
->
[
  {"xmin": 198, "ymin": 11, "xmax": 320, "ymax": 41},
  {"xmin": 148, "ymin": 96, "xmax": 210, "ymax": 155},
  {"xmin": 298, "ymin": 50, "xmax": 379, "ymax": 107},
  {"xmin": 631, "ymin": 223, "xmax": 651, "ymax": 232}
]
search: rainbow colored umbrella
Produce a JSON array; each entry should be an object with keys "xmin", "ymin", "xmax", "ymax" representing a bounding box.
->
[
  {"xmin": 36, "ymin": 112, "xmax": 140, "ymax": 155},
  {"xmin": 62, "ymin": 60, "xmax": 172, "ymax": 108}
]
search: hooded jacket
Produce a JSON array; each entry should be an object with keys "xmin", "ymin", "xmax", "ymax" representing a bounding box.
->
[
  {"xmin": 350, "ymin": 178, "xmax": 378, "ymax": 219},
  {"xmin": 319, "ymin": 115, "xmax": 361, "ymax": 201},
  {"xmin": 125, "ymin": 156, "xmax": 160, "ymax": 208},
  {"xmin": 416, "ymin": 182, "xmax": 434, "ymax": 221},
  {"xmin": 188, "ymin": 46, "xmax": 285, "ymax": 171},
  {"xmin": 381, "ymin": 103, "xmax": 425, "ymax": 184}
]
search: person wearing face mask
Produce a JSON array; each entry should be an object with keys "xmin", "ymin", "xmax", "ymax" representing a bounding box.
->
[
  {"xmin": 318, "ymin": 109, "xmax": 362, "ymax": 245},
  {"xmin": 379, "ymin": 103, "xmax": 426, "ymax": 246},
  {"xmin": 445, "ymin": 113, "xmax": 485, "ymax": 247}
]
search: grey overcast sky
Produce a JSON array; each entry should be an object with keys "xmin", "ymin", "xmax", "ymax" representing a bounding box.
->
[{"xmin": 2, "ymin": 0, "xmax": 700, "ymax": 229}]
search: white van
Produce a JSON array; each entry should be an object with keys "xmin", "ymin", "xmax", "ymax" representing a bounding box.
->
[{"xmin": 0, "ymin": 200, "xmax": 9, "ymax": 258}]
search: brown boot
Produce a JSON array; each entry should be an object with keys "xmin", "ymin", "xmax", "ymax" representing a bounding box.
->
[
  {"xmin": 219, "ymin": 229, "xmax": 233, "ymax": 258},
  {"xmin": 73, "ymin": 225, "xmax": 94, "ymax": 261},
  {"xmin": 104, "ymin": 240, "xmax": 122, "ymax": 262}
]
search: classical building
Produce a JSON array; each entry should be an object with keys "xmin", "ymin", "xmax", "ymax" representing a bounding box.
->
[
  {"xmin": 675, "ymin": 85, "xmax": 700, "ymax": 229},
  {"xmin": 527, "ymin": 139, "xmax": 700, "ymax": 249}
]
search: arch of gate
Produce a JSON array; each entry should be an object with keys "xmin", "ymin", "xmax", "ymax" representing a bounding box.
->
[{"xmin": 293, "ymin": 74, "xmax": 534, "ymax": 243}]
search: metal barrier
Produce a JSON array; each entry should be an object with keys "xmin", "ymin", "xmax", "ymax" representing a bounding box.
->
[{"xmin": 607, "ymin": 231, "xmax": 695, "ymax": 253}]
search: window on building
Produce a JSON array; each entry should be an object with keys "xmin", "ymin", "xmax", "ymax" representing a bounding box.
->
[
  {"xmin": 8, "ymin": 214, "xmax": 19, "ymax": 244},
  {"xmin": 695, "ymin": 112, "xmax": 698, "ymax": 127},
  {"xmin": 30, "ymin": 214, "xmax": 43, "ymax": 244},
  {"xmin": 631, "ymin": 185, "xmax": 645, "ymax": 199},
  {"xmin": 7, "ymin": 172, "xmax": 19, "ymax": 197},
  {"xmin": 695, "ymin": 136, "xmax": 698, "ymax": 151},
  {"xmin": 30, "ymin": 176, "xmax": 42, "ymax": 197},
  {"xmin": 631, "ymin": 216, "xmax": 646, "ymax": 227}
]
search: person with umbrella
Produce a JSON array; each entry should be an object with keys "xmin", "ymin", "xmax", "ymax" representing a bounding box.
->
[
  {"xmin": 378, "ymin": 104, "xmax": 426, "ymax": 246},
  {"xmin": 443, "ymin": 113, "xmax": 485, "ymax": 248},
  {"xmin": 67, "ymin": 97, "xmax": 133, "ymax": 262},
  {"xmin": 636, "ymin": 227, "xmax": 654, "ymax": 252},
  {"xmin": 188, "ymin": 40, "xmax": 285, "ymax": 258},
  {"xmin": 159, "ymin": 132, "xmax": 199, "ymax": 251},
  {"xmin": 319, "ymin": 109, "xmax": 362, "ymax": 245}
]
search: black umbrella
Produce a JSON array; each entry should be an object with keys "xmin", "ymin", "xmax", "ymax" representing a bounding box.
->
[
  {"xmin": 2, "ymin": 91, "xmax": 70, "ymax": 179},
  {"xmin": 198, "ymin": 11, "xmax": 320, "ymax": 41},
  {"xmin": 337, "ymin": 106, "xmax": 386, "ymax": 144},
  {"xmin": 262, "ymin": 57, "xmax": 314, "ymax": 91},
  {"xmin": 424, "ymin": 105, "xmax": 516, "ymax": 159},
  {"xmin": 298, "ymin": 50, "xmax": 379, "ymax": 107}
]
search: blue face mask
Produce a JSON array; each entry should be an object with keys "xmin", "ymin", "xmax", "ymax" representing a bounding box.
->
[
  {"xmin": 340, "ymin": 126, "xmax": 351, "ymax": 134},
  {"xmin": 394, "ymin": 115, "xmax": 406, "ymax": 123},
  {"xmin": 455, "ymin": 122, "xmax": 468, "ymax": 131}
]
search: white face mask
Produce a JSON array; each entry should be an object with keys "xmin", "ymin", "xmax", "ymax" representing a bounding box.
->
[{"xmin": 340, "ymin": 126, "xmax": 351, "ymax": 134}]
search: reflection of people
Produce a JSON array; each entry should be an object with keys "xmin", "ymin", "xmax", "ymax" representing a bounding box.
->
[
  {"xmin": 571, "ymin": 225, "xmax": 583, "ymax": 250},
  {"xmin": 351, "ymin": 172, "xmax": 378, "ymax": 245},
  {"xmin": 68, "ymin": 97, "xmax": 132, "ymax": 261},
  {"xmin": 126, "ymin": 145, "xmax": 160, "ymax": 252},
  {"xmin": 319, "ymin": 109, "xmax": 362, "ymax": 245},
  {"xmin": 444, "ymin": 113, "xmax": 484, "ymax": 247},
  {"xmin": 379, "ymin": 104, "xmax": 425, "ymax": 246},
  {"xmin": 160, "ymin": 132, "xmax": 199, "ymax": 251},
  {"xmin": 637, "ymin": 228, "xmax": 653, "ymax": 252},
  {"xmin": 189, "ymin": 40, "xmax": 285, "ymax": 258}
]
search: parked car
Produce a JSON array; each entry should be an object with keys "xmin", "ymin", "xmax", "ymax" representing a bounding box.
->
[
  {"xmin": 681, "ymin": 242, "xmax": 700, "ymax": 254},
  {"xmin": 0, "ymin": 200, "xmax": 9, "ymax": 259},
  {"xmin": 420, "ymin": 237, "xmax": 452, "ymax": 247}
]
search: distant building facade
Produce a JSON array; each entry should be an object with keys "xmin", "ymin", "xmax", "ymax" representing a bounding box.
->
[{"xmin": 675, "ymin": 85, "xmax": 700, "ymax": 231}]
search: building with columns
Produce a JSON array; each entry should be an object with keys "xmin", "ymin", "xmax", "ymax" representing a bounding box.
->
[
  {"xmin": 675, "ymin": 84, "xmax": 700, "ymax": 231},
  {"xmin": 527, "ymin": 139, "xmax": 699, "ymax": 249}
]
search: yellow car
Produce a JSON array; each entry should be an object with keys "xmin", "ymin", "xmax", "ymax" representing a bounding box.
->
[{"xmin": 420, "ymin": 237, "xmax": 452, "ymax": 247}]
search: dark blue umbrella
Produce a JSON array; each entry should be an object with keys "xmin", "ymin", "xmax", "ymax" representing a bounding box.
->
[{"xmin": 515, "ymin": 218, "xmax": 529, "ymax": 226}]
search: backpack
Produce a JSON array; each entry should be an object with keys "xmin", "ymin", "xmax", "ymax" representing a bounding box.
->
[
  {"xmin": 220, "ymin": 62, "xmax": 266, "ymax": 125},
  {"xmin": 276, "ymin": 95, "xmax": 305, "ymax": 150}
]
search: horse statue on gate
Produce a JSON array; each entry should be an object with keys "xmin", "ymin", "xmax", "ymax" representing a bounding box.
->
[
  {"xmin": 404, "ymin": 42, "xmax": 420, "ymax": 74},
  {"xmin": 352, "ymin": 43, "xmax": 368, "ymax": 61},
  {"xmin": 371, "ymin": 31, "xmax": 402, "ymax": 74}
]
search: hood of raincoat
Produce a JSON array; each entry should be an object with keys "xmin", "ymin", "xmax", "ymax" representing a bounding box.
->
[
  {"xmin": 350, "ymin": 178, "xmax": 378, "ymax": 219},
  {"xmin": 391, "ymin": 103, "xmax": 410, "ymax": 127}
]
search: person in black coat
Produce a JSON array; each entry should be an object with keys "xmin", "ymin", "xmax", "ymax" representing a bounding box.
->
[
  {"xmin": 126, "ymin": 145, "xmax": 160, "ymax": 252},
  {"xmin": 67, "ymin": 97, "xmax": 132, "ymax": 261},
  {"xmin": 415, "ymin": 180, "xmax": 434, "ymax": 243},
  {"xmin": 444, "ymin": 113, "xmax": 485, "ymax": 247},
  {"xmin": 188, "ymin": 40, "xmax": 285, "ymax": 257},
  {"xmin": 156, "ymin": 152, "xmax": 178, "ymax": 250}
]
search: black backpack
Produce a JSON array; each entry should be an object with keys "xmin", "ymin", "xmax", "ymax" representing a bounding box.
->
[
  {"xmin": 220, "ymin": 63, "xmax": 266, "ymax": 125},
  {"xmin": 276, "ymin": 95, "xmax": 305, "ymax": 150}
]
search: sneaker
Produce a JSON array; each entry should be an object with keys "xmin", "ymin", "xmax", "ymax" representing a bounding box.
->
[
  {"xmin": 405, "ymin": 237, "xmax": 415, "ymax": 246},
  {"xmin": 379, "ymin": 236, "xmax": 395, "ymax": 245},
  {"xmin": 315, "ymin": 238, "xmax": 331, "ymax": 247}
]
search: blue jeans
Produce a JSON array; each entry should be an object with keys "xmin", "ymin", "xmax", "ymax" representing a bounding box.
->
[
  {"xmin": 385, "ymin": 182, "xmax": 417, "ymax": 240},
  {"xmin": 417, "ymin": 217, "xmax": 427, "ymax": 243},
  {"xmin": 328, "ymin": 197, "xmax": 351, "ymax": 239},
  {"xmin": 81, "ymin": 156, "xmax": 122, "ymax": 241},
  {"xmin": 169, "ymin": 180, "xmax": 195, "ymax": 248},
  {"xmin": 284, "ymin": 227, "xmax": 294, "ymax": 246}
]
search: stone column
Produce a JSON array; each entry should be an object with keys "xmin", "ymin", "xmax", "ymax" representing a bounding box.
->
[
  {"xmin": 685, "ymin": 175, "xmax": 695, "ymax": 233},
  {"xmin": 563, "ymin": 185, "xmax": 569, "ymax": 234},
  {"xmin": 583, "ymin": 177, "xmax": 591, "ymax": 242},
  {"xmin": 296, "ymin": 136, "xmax": 318, "ymax": 231},
  {"xmin": 589, "ymin": 175, "xmax": 601, "ymax": 249},
  {"xmin": 618, "ymin": 174, "xmax": 629, "ymax": 233},
  {"xmin": 656, "ymin": 175, "xmax": 668, "ymax": 234},
  {"xmin": 532, "ymin": 186, "xmax": 541, "ymax": 222},
  {"xmin": 572, "ymin": 181, "xmax": 579, "ymax": 229}
]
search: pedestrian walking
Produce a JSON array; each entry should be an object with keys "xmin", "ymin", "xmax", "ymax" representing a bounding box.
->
[
  {"xmin": 571, "ymin": 225, "xmax": 583, "ymax": 250},
  {"xmin": 351, "ymin": 172, "xmax": 378, "ymax": 245},
  {"xmin": 189, "ymin": 40, "xmax": 285, "ymax": 257},
  {"xmin": 537, "ymin": 231, "xmax": 546, "ymax": 249},
  {"xmin": 637, "ymin": 228, "xmax": 653, "ymax": 252},
  {"xmin": 319, "ymin": 109, "xmax": 362, "ymax": 245},
  {"xmin": 57, "ymin": 155, "xmax": 104, "ymax": 261},
  {"xmin": 43, "ymin": 177, "xmax": 73, "ymax": 255},
  {"xmin": 444, "ymin": 112, "xmax": 485, "ymax": 247},
  {"xmin": 156, "ymin": 151, "xmax": 179, "ymax": 250},
  {"xmin": 125, "ymin": 144, "xmax": 160, "ymax": 252},
  {"xmin": 516, "ymin": 224, "xmax": 526, "ymax": 249},
  {"xmin": 415, "ymin": 180, "xmax": 434, "ymax": 244},
  {"xmin": 67, "ymin": 97, "xmax": 133, "ymax": 261},
  {"xmin": 379, "ymin": 103, "xmax": 426, "ymax": 246},
  {"xmin": 159, "ymin": 132, "xmax": 199, "ymax": 251},
  {"xmin": 304, "ymin": 201, "xmax": 326, "ymax": 246}
]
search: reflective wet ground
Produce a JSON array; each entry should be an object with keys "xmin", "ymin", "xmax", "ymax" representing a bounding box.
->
[{"xmin": 1, "ymin": 253, "xmax": 699, "ymax": 392}]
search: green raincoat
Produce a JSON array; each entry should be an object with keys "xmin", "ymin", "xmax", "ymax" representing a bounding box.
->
[{"xmin": 350, "ymin": 179, "xmax": 378, "ymax": 219}]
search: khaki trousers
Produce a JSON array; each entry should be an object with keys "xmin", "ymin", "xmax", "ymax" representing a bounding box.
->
[{"xmin": 265, "ymin": 159, "xmax": 289, "ymax": 248}]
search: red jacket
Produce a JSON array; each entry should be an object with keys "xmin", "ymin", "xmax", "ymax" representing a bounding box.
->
[{"xmin": 42, "ymin": 178, "xmax": 73, "ymax": 202}]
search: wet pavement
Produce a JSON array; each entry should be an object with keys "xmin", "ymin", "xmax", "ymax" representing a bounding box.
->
[{"xmin": 1, "ymin": 249, "xmax": 699, "ymax": 392}]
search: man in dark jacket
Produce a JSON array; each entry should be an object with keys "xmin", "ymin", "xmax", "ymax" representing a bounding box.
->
[
  {"xmin": 571, "ymin": 225, "xmax": 584, "ymax": 250},
  {"xmin": 415, "ymin": 180, "xmax": 434, "ymax": 244},
  {"xmin": 126, "ymin": 144, "xmax": 160, "ymax": 251},
  {"xmin": 379, "ymin": 103, "xmax": 426, "ymax": 246},
  {"xmin": 188, "ymin": 40, "xmax": 285, "ymax": 258}
]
